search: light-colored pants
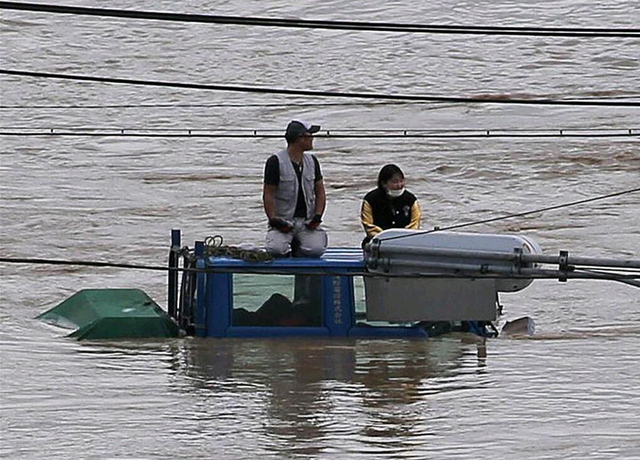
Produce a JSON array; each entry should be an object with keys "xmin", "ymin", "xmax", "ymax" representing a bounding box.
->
[{"xmin": 266, "ymin": 218, "xmax": 328, "ymax": 258}]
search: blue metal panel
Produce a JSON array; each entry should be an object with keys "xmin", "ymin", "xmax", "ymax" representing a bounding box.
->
[
  {"xmin": 198, "ymin": 248, "xmax": 365, "ymax": 338},
  {"xmin": 204, "ymin": 248, "xmax": 365, "ymax": 273},
  {"xmin": 207, "ymin": 273, "xmax": 233, "ymax": 337},
  {"xmin": 323, "ymin": 276, "xmax": 355, "ymax": 336}
]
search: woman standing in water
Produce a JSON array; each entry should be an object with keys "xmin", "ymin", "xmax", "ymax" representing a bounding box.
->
[{"xmin": 360, "ymin": 164, "xmax": 422, "ymax": 247}]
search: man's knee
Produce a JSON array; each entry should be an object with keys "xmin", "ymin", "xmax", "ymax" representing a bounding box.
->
[
  {"xmin": 268, "ymin": 244, "xmax": 291, "ymax": 257},
  {"xmin": 298, "ymin": 245, "xmax": 326, "ymax": 258},
  {"xmin": 266, "ymin": 231, "xmax": 292, "ymax": 257},
  {"xmin": 297, "ymin": 230, "xmax": 328, "ymax": 258}
]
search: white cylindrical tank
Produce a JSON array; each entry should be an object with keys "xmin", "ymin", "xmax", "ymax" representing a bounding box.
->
[{"xmin": 365, "ymin": 229, "xmax": 543, "ymax": 292}]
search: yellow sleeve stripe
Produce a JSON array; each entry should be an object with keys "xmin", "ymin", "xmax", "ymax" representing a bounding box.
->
[
  {"xmin": 408, "ymin": 200, "xmax": 422, "ymax": 229},
  {"xmin": 361, "ymin": 200, "xmax": 384, "ymax": 237}
]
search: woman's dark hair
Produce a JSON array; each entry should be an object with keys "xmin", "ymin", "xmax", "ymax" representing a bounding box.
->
[{"xmin": 377, "ymin": 164, "xmax": 404, "ymax": 189}]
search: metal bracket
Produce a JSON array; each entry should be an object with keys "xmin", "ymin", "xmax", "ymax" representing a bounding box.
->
[
  {"xmin": 558, "ymin": 250, "xmax": 569, "ymax": 282},
  {"xmin": 513, "ymin": 247, "xmax": 523, "ymax": 274},
  {"xmin": 366, "ymin": 239, "xmax": 381, "ymax": 270}
]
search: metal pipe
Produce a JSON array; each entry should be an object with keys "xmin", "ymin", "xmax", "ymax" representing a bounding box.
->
[
  {"xmin": 520, "ymin": 253, "xmax": 640, "ymax": 269},
  {"xmin": 374, "ymin": 245, "xmax": 521, "ymax": 263},
  {"xmin": 371, "ymin": 244, "xmax": 640, "ymax": 269},
  {"xmin": 369, "ymin": 257, "xmax": 519, "ymax": 274},
  {"xmin": 367, "ymin": 257, "xmax": 640, "ymax": 287}
]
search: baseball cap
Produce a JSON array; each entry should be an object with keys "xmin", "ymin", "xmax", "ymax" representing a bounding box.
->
[{"xmin": 285, "ymin": 120, "xmax": 321, "ymax": 143}]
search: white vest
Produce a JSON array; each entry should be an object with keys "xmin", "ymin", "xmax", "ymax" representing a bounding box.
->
[{"xmin": 274, "ymin": 149, "xmax": 316, "ymax": 221}]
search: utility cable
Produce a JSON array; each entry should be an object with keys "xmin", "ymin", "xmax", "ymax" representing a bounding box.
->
[
  {"xmin": 0, "ymin": 257, "xmax": 172, "ymax": 272},
  {"xmin": 1, "ymin": 127, "xmax": 638, "ymax": 139},
  {"xmin": 0, "ymin": 102, "xmax": 382, "ymax": 109},
  {"xmin": 1, "ymin": 2, "xmax": 638, "ymax": 38},
  {"xmin": 2, "ymin": 69, "xmax": 638, "ymax": 107}
]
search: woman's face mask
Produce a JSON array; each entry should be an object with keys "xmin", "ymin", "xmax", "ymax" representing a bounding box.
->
[
  {"xmin": 384, "ymin": 174, "xmax": 405, "ymax": 197},
  {"xmin": 387, "ymin": 188, "xmax": 405, "ymax": 197}
]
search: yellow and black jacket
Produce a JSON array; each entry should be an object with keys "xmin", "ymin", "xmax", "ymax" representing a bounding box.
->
[{"xmin": 360, "ymin": 188, "xmax": 422, "ymax": 241}]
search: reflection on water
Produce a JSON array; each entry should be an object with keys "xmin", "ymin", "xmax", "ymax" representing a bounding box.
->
[{"xmin": 175, "ymin": 336, "xmax": 483, "ymax": 456}]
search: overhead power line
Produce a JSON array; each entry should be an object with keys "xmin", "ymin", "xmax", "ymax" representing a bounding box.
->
[
  {"xmin": 2, "ymin": 69, "xmax": 639, "ymax": 107},
  {"xmin": 1, "ymin": 1, "xmax": 638, "ymax": 37},
  {"xmin": 0, "ymin": 102, "xmax": 383, "ymax": 109},
  {"xmin": 1, "ymin": 127, "xmax": 638, "ymax": 139}
]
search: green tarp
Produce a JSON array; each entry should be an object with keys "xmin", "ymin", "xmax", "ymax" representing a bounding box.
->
[{"xmin": 37, "ymin": 288, "xmax": 180, "ymax": 340}]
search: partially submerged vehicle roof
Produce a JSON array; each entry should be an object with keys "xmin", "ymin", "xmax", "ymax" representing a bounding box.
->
[{"xmin": 37, "ymin": 288, "xmax": 179, "ymax": 340}]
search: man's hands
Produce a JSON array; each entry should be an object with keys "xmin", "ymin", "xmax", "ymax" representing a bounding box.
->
[
  {"xmin": 269, "ymin": 215, "xmax": 322, "ymax": 232},
  {"xmin": 269, "ymin": 217, "xmax": 293, "ymax": 233},
  {"xmin": 306, "ymin": 214, "xmax": 322, "ymax": 230}
]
